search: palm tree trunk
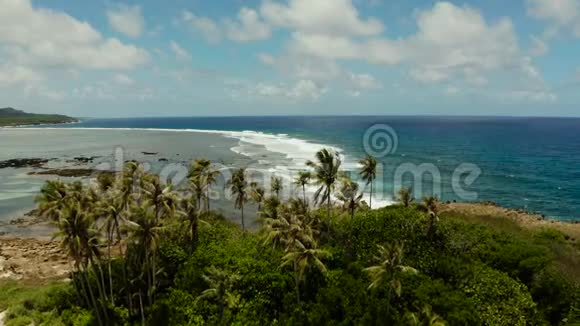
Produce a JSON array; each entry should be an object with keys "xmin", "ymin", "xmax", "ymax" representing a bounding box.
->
[
  {"xmin": 151, "ymin": 252, "xmax": 157, "ymax": 304},
  {"xmin": 115, "ymin": 221, "xmax": 133, "ymax": 316},
  {"xmin": 327, "ymin": 193, "xmax": 331, "ymax": 221},
  {"xmin": 190, "ymin": 218, "xmax": 198, "ymax": 249},
  {"xmin": 90, "ymin": 257, "xmax": 110, "ymax": 315},
  {"xmin": 206, "ymin": 187, "xmax": 210, "ymax": 212},
  {"xmin": 82, "ymin": 265, "xmax": 104, "ymax": 326},
  {"xmin": 302, "ymin": 185, "xmax": 306, "ymax": 206},
  {"xmin": 138, "ymin": 290, "xmax": 145, "ymax": 326},
  {"xmin": 107, "ymin": 224, "xmax": 115, "ymax": 303},
  {"xmin": 219, "ymin": 302, "xmax": 225, "ymax": 324},
  {"xmin": 293, "ymin": 260, "xmax": 301, "ymax": 306},
  {"xmin": 70, "ymin": 263, "xmax": 94, "ymax": 322},
  {"xmin": 108, "ymin": 232, "xmax": 114, "ymax": 303},
  {"xmin": 369, "ymin": 181, "xmax": 373, "ymax": 209},
  {"xmin": 241, "ymin": 205, "xmax": 245, "ymax": 230},
  {"xmin": 144, "ymin": 246, "xmax": 152, "ymax": 307}
]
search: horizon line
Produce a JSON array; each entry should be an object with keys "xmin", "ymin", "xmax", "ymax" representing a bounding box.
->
[{"xmin": 73, "ymin": 114, "xmax": 580, "ymax": 120}]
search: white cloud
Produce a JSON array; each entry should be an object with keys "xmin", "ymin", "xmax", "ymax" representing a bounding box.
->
[
  {"xmin": 32, "ymin": 87, "xmax": 66, "ymax": 100},
  {"xmin": 72, "ymin": 83, "xmax": 115, "ymax": 100},
  {"xmin": 347, "ymin": 72, "xmax": 381, "ymax": 90},
  {"xmin": 287, "ymin": 79, "xmax": 327, "ymax": 99},
  {"xmin": 409, "ymin": 68, "xmax": 449, "ymax": 83},
  {"xmin": 170, "ymin": 41, "xmax": 191, "ymax": 61},
  {"xmin": 287, "ymin": 2, "xmax": 529, "ymax": 86},
  {"xmin": 0, "ymin": 64, "xmax": 43, "ymax": 87},
  {"xmin": 114, "ymin": 73, "xmax": 135, "ymax": 86},
  {"xmin": 530, "ymin": 35, "xmax": 549, "ymax": 56},
  {"xmin": 505, "ymin": 89, "xmax": 557, "ymax": 102},
  {"xmin": 259, "ymin": 53, "xmax": 342, "ymax": 80},
  {"xmin": 259, "ymin": 50, "xmax": 382, "ymax": 96},
  {"xmin": 260, "ymin": 0, "xmax": 383, "ymax": 36},
  {"xmin": 234, "ymin": 79, "xmax": 327, "ymax": 100},
  {"xmin": 526, "ymin": 0, "xmax": 580, "ymax": 37},
  {"xmin": 446, "ymin": 86, "xmax": 459, "ymax": 95},
  {"xmin": 106, "ymin": 4, "xmax": 145, "ymax": 38},
  {"xmin": 180, "ymin": 11, "xmax": 222, "ymax": 43},
  {"xmin": 181, "ymin": 8, "xmax": 271, "ymax": 43},
  {"xmin": 225, "ymin": 8, "xmax": 272, "ymax": 42},
  {"xmin": 0, "ymin": 0, "xmax": 149, "ymax": 70},
  {"xmin": 346, "ymin": 90, "xmax": 361, "ymax": 97},
  {"xmin": 7, "ymin": 38, "xmax": 150, "ymax": 70}
]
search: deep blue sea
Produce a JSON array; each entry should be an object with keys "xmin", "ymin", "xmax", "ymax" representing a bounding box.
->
[{"xmin": 55, "ymin": 116, "xmax": 580, "ymax": 221}]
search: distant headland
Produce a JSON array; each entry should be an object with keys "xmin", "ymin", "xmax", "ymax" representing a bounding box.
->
[{"xmin": 0, "ymin": 107, "xmax": 78, "ymax": 127}]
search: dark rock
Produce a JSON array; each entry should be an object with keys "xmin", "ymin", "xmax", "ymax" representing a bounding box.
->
[
  {"xmin": 0, "ymin": 158, "xmax": 51, "ymax": 169},
  {"xmin": 24, "ymin": 209, "xmax": 39, "ymax": 217},
  {"xmin": 158, "ymin": 158, "xmax": 169, "ymax": 162},
  {"xmin": 69, "ymin": 156, "xmax": 101, "ymax": 163},
  {"xmin": 142, "ymin": 151, "xmax": 158, "ymax": 155},
  {"xmin": 28, "ymin": 169, "xmax": 115, "ymax": 178}
]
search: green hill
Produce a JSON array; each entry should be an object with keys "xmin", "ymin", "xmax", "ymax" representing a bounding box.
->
[{"xmin": 0, "ymin": 107, "xmax": 77, "ymax": 127}]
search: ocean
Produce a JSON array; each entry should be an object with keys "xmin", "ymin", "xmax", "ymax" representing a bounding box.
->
[{"xmin": 1, "ymin": 116, "xmax": 579, "ymax": 227}]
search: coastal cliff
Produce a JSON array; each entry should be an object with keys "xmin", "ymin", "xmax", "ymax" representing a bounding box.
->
[{"xmin": 0, "ymin": 108, "xmax": 77, "ymax": 127}]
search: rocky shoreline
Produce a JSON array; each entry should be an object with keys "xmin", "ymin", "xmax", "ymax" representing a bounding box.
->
[
  {"xmin": 441, "ymin": 202, "xmax": 580, "ymax": 242},
  {"xmin": 0, "ymin": 237, "xmax": 69, "ymax": 282}
]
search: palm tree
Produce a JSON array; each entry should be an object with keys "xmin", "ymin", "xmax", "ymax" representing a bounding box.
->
[
  {"xmin": 125, "ymin": 205, "xmax": 166, "ymax": 306},
  {"xmin": 249, "ymin": 182, "xmax": 266, "ymax": 210},
  {"xmin": 418, "ymin": 196, "xmax": 439, "ymax": 239},
  {"xmin": 405, "ymin": 305, "xmax": 446, "ymax": 326},
  {"xmin": 36, "ymin": 180, "xmax": 69, "ymax": 221},
  {"xmin": 140, "ymin": 174, "xmax": 177, "ymax": 221},
  {"xmin": 189, "ymin": 159, "xmax": 221, "ymax": 211},
  {"xmin": 257, "ymin": 195, "xmax": 281, "ymax": 223},
  {"xmin": 204, "ymin": 164, "xmax": 221, "ymax": 211},
  {"xmin": 195, "ymin": 266, "xmax": 241, "ymax": 323},
  {"xmin": 271, "ymin": 176, "xmax": 283, "ymax": 199},
  {"xmin": 260, "ymin": 212, "xmax": 291, "ymax": 249},
  {"xmin": 95, "ymin": 193, "xmax": 124, "ymax": 302},
  {"xmin": 55, "ymin": 201, "xmax": 106, "ymax": 325},
  {"xmin": 397, "ymin": 187, "xmax": 414, "ymax": 208},
  {"xmin": 336, "ymin": 178, "xmax": 364, "ymax": 219},
  {"xmin": 119, "ymin": 161, "xmax": 141, "ymax": 209},
  {"xmin": 281, "ymin": 239, "xmax": 329, "ymax": 305},
  {"xmin": 293, "ymin": 171, "xmax": 312, "ymax": 205},
  {"xmin": 227, "ymin": 168, "xmax": 249, "ymax": 230},
  {"xmin": 306, "ymin": 148, "xmax": 342, "ymax": 222},
  {"xmin": 364, "ymin": 242, "xmax": 418, "ymax": 309},
  {"xmin": 178, "ymin": 196, "xmax": 207, "ymax": 248},
  {"xmin": 189, "ymin": 175, "xmax": 206, "ymax": 212},
  {"xmin": 96, "ymin": 172, "xmax": 115, "ymax": 193},
  {"xmin": 359, "ymin": 155, "xmax": 378, "ymax": 209}
]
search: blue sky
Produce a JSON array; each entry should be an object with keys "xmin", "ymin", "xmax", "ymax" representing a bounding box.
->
[{"xmin": 0, "ymin": 0, "xmax": 579, "ymax": 117}]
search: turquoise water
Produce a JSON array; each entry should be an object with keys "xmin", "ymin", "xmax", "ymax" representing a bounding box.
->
[
  {"xmin": 64, "ymin": 116, "xmax": 580, "ymax": 221},
  {"xmin": 3, "ymin": 116, "xmax": 580, "ymax": 222}
]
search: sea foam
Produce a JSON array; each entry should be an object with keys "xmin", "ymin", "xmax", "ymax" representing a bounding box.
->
[{"xmin": 14, "ymin": 127, "xmax": 392, "ymax": 208}]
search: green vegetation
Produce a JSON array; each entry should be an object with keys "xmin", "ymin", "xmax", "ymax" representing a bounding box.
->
[
  {"xmin": 0, "ymin": 107, "xmax": 77, "ymax": 127},
  {"xmin": 3, "ymin": 149, "xmax": 580, "ymax": 325}
]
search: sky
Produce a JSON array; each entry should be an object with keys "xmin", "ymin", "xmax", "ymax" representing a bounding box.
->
[{"xmin": 1, "ymin": 0, "xmax": 580, "ymax": 117}]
